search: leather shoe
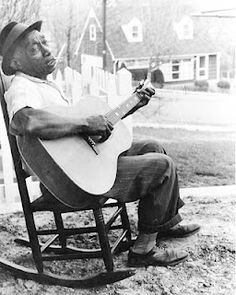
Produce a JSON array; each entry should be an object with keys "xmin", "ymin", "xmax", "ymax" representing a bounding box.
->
[
  {"xmin": 128, "ymin": 247, "xmax": 188, "ymax": 267},
  {"xmin": 157, "ymin": 224, "xmax": 200, "ymax": 239}
]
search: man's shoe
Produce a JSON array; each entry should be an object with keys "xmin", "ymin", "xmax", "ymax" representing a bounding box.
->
[
  {"xmin": 157, "ymin": 224, "xmax": 200, "ymax": 239},
  {"xmin": 128, "ymin": 247, "xmax": 188, "ymax": 267}
]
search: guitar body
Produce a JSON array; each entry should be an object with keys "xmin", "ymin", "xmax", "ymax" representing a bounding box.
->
[{"xmin": 17, "ymin": 97, "xmax": 132, "ymax": 201}]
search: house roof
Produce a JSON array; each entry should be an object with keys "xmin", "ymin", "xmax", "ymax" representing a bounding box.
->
[
  {"xmin": 76, "ymin": 0, "xmax": 220, "ymax": 61},
  {"xmin": 105, "ymin": 2, "xmax": 219, "ymax": 59}
]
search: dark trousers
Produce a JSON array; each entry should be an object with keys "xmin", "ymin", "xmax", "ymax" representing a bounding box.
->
[
  {"xmin": 40, "ymin": 139, "xmax": 184, "ymax": 234},
  {"xmin": 104, "ymin": 139, "xmax": 184, "ymax": 233}
]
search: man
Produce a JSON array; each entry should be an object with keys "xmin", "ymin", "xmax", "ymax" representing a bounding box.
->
[{"xmin": 0, "ymin": 21, "xmax": 200, "ymax": 267}]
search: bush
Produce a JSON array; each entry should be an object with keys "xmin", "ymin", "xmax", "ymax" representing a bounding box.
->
[
  {"xmin": 217, "ymin": 80, "xmax": 230, "ymax": 89},
  {"xmin": 194, "ymin": 80, "xmax": 209, "ymax": 91}
]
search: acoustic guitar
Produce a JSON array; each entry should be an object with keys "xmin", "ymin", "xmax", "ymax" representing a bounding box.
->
[{"xmin": 17, "ymin": 82, "xmax": 154, "ymax": 207}]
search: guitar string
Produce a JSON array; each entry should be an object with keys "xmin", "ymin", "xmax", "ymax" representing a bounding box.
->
[{"xmin": 106, "ymin": 95, "xmax": 140, "ymax": 124}]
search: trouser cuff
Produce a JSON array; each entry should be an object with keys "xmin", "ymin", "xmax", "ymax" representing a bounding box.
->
[{"xmin": 138, "ymin": 213, "xmax": 183, "ymax": 234}]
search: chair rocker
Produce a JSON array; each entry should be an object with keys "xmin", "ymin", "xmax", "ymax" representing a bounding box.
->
[{"xmin": 0, "ymin": 72, "xmax": 135, "ymax": 288}]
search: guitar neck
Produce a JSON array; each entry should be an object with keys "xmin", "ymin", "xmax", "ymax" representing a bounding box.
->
[{"xmin": 105, "ymin": 93, "xmax": 140, "ymax": 125}]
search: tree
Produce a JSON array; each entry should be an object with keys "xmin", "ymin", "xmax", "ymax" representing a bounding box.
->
[
  {"xmin": 41, "ymin": 0, "xmax": 96, "ymax": 68},
  {"xmin": 0, "ymin": 0, "xmax": 41, "ymax": 28}
]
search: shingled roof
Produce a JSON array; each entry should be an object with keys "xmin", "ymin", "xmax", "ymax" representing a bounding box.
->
[{"xmin": 98, "ymin": 0, "xmax": 219, "ymax": 59}]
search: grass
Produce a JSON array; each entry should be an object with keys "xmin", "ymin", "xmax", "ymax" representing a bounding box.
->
[
  {"xmin": 133, "ymin": 127, "xmax": 235, "ymax": 187},
  {"xmin": 0, "ymin": 127, "xmax": 235, "ymax": 187}
]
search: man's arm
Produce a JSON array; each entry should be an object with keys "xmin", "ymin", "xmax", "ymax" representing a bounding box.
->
[{"xmin": 10, "ymin": 107, "xmax": 113, "ymax": 140}]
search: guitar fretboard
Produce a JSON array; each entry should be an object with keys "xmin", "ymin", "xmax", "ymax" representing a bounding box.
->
[{"xmin": 105, "ymin": 93, "xmax": 140, "ymax": 125}]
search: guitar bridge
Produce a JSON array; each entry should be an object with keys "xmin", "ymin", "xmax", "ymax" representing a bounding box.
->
[{"xmin": 82, "ymin": 135, "xmax": 99, "ymax": 155}]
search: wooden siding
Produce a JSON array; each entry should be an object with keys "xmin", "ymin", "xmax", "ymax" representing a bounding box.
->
[{"xmin": 159, "ymin": 58, "xmax": 194, "ymax": 82}]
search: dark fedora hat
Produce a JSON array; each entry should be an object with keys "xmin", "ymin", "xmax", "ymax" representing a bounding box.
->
[{"xmin": 0, "ymin": 20, "xmax": 42, "ymax": 75}]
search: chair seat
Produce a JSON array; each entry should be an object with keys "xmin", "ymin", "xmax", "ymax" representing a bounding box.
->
[{"xmin": 31, "ymin": 193, "xmax": 108, "ymax": 212}]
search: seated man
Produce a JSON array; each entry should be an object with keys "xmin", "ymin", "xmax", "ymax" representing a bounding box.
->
[{"xmin": 0, "ymin": 21, "xmax": 200, "ymax": 267}]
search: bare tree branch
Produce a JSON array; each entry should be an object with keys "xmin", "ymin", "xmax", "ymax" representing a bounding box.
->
[{"xmin": 0, "ymin": 0, "xmax": 41, "ymax": 29}]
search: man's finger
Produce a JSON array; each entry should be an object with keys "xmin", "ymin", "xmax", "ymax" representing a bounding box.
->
[
  {"xmin": 148, "ymin": 87, "xmax": 155, "ymax": 96},
  {"xmin": 140, "ymin": 89, "xmax": 152, "ymax": 99},
  {"xmin": 144, "ymin": 87, "xmax": 155, "ymax": 96},
  {"xmin": 99, "ymin": 128, "xmax": 111, "ymax": 143},
  {"xmin": 107, "ymin": 121, "xmax": 114, "ymax": 131}
]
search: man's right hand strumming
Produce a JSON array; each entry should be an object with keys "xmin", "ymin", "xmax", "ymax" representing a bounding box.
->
[{"xmin": 84, "ymin": 115, "xmax": 114, "ymax": 142}]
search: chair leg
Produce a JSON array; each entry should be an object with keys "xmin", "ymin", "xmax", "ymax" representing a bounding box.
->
[
  {"xmin": 93, "ymin": 208, "xmax": 114, "ymax": 272},
  {"xmin": 24, "ymin": 211, "xmax": 44, "ymax": 273},
  {"xmin": 53, "ymin": 212, "xmax": 67, "ymax": 248},
  {"xmin": 119, "ymin": 202, "xmax": 132, "ymax": 243}
]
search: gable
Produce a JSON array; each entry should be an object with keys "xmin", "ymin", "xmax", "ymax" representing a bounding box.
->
[
  {"xmin": 74, "ymin": 7, "xmax": 115, "ymax": 61},
  {"xmin": 121, "ymin": 17, "xmax": 143, "ymax": 43},
  {"xmin": 75, "ymin": 8, "xmax": 102, "ymax": 55},
  {"xmin": 174, "ymin": 16, "xmax": 193, "ymax": 40}
]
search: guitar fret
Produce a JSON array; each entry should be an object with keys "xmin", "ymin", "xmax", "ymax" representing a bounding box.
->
[{"xmin": 106, "ymin": 93, "xmax": 141, "ymax": 125}]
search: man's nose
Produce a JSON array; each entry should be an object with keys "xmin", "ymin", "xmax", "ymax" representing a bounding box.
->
[{"xmin": 41, "ymin": 44, "xmax": 51, "ymax": 57}]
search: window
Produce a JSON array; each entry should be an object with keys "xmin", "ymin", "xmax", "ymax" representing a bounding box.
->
[
  {"xmin": 183, "ymin": 24, "xmax": 192, "ymax": 38},
  {"xmin": 172, "ymin": 73, "xmax": 179, "ymax": 79},
  {"xmin": 172, "ymin": 65, "xmax": 179, "ymax": 72},
  {"xmin": 172, "ymin": 60, "xmax": 180, "ymax": 79},
  {"xmin": 199, "ymin": 70, "xmax": 205, "ymax": 76},
  {"xmin": 200, "ymin": 56, "xmax": 205, "ymax": 68},
  {"xmin": 198, "ymin": 56, "xmax": 207, "ymax": 79},
  {"xmin": 132, "ymin": 26, "xmax": 139, "ymax": 38},
  {"xmin": 89, "ymin": 24, "xmax": 96, "ymax": 41}
]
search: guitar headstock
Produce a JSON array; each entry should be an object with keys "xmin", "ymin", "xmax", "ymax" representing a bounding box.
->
[{"xmin": 134, "ymin": 80, "xmax": 145, "ymax": 92}]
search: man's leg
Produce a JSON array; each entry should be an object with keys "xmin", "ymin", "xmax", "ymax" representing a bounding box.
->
[
  {"xmin": 126, "ymin": 140, "xmax": 200, "ymax": 239},
  {"xmin": 105, "ymin": 139, "xmax": 199, "ymax": 266},
  {"xmin": 105, "ymin": 139, "xmax": 184, "ymax": 229}
]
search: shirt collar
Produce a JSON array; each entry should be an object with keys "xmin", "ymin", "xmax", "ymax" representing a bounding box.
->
[
  {"xmin": 15, "ymin": 71, "xmax": 71, "ymax": 104},
  {"xmin": 15, "ymin": 72, "xmax": 50, "ymax": 83}
]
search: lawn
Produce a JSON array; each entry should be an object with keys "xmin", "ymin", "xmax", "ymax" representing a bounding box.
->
[
  {"xmin": 133, "ymin": 127, "xmax": 235, "ymax": 187},
  {"xmin": 0, "ymin": 127, "xmax": 234, "ymax": 187}
]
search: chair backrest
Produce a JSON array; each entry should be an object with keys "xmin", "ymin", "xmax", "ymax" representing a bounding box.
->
[
  {"xmin": 0, "ymin": 70, "xmax": 32, "ymax": 207},
  {"xmin": 0, "ymin": 73, "xmax": 10, "ymax": 131}
]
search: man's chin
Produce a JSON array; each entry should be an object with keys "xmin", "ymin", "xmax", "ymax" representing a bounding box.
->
[
  {"xmin": 47, "ymin": 59, "xmax": 57, "ymax": 73},
  {"xmin": 47, "ymin": 64, "xmax": 57, "ymax": 74}
]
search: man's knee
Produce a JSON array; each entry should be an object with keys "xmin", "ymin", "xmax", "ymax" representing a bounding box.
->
[
  {"xmin": 141, "ymin": 139, "xmax": 166, "ymax": 154},
  {"xmin": 153, "ymin": 153, "xmax": 176, "ymax": 175}
]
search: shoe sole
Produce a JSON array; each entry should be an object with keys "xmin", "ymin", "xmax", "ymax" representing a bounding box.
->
[{"xmin": 128, "ymin": 254, "xmax": 188, "ymax": 268}]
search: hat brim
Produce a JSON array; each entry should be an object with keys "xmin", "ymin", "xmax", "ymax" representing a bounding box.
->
[{"xmin": 2, "ymin": 21, "xmax": 42, "ymax": 75}]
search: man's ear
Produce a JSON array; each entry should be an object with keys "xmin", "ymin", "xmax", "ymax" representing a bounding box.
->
[{"xmin": 10, "ymin": 58, "xmax": 22, "ymax": 71}]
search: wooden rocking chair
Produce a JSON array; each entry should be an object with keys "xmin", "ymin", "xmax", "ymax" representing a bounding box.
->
[{"xmin": 0, "ymin": 71, "xmax": 135, "ymax": 288}]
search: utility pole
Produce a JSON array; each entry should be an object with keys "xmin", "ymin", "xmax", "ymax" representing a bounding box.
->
[{"xmin": 102, "ymin": 0, "xmax": 107, "ymax": 70}]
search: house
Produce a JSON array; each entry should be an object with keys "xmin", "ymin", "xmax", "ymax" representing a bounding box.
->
[
  {"xmin": 74, "ymin": 0, "xmax": 220, "ymax": 85},
  {"xmin": 191, "ymin": 8, "xmax": 236, "ymax": 80}
]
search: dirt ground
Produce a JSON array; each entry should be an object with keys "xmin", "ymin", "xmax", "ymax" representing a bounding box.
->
[{"xmin": 0, "ymin": 189, "xmax": 235, "ymax": 295}]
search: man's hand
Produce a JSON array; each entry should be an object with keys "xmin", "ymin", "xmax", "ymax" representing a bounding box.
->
[
  {"xmin": 122, "ymin": 86, "xmax": 155, "ymax": 119},
  {"xmin": 136, "ymin": 86, "xmax": 155, "ymax": 110},
  {"xmin": 84, "ymin": 115, "xmax": 113, "ymax": 142}
]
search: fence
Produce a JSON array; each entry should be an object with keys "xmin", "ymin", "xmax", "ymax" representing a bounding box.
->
[{"xmin": 0, "ymin": 67, "xmax": 133, "ymax": 212}]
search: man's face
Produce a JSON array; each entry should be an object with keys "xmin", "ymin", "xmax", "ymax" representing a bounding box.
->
[{"xmin": 14, "ymin": 30, "xmax": 56, "ymax": 79}]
